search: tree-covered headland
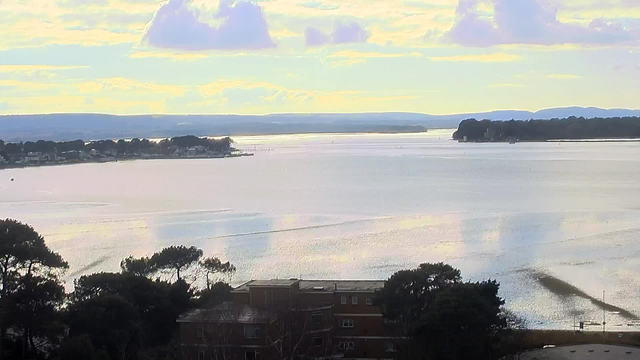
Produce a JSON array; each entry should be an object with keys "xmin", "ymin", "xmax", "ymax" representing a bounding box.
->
[
  {"xmin": 453, "ymin": 116, "xmax": 640, "ymax": 142},
  {"xmin": 0, "ymin": 136, "xmax": 240, "ymax": 168}
]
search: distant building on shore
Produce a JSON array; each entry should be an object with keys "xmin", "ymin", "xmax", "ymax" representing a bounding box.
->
[{"xmin": 178, "ymin": 279, "xmax": 400, "ymax": 360}]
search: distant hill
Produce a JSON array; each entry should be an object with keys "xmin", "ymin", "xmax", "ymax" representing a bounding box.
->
[{"xmin": 1, "ymin": 107, "xmax": 639, "ymax": 141}]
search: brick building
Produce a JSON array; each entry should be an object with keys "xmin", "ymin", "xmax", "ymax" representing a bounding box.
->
[{"xmin": 178, "ymin": 279, "xmax": 401, "ymax": 360}]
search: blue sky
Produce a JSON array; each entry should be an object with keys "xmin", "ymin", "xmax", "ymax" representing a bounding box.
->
[{"xmin": 0, "ymin": 0, "xmax": 638, "ymax": 115}]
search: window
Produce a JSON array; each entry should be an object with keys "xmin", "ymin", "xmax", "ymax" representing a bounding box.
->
[
  {"xmin": 338, "ymin": 341, "xmax": 355, "ymax": 350},
  {"xmin": 197, "ymin": 325, "xmax": 204, "ymax": 337},
  {"xmin": 351, "ymin": 296, "xmax": 358, "ymax": 305},
  {"xmin": 312, "ymin": 312, "xmax": 323, "ymax": 325},
  {"xmin": 244, "ymin": 325, "xmax": 261, "ymax": 339},
  {"xmin": 245, "ymin": 351, "xmax": 262, "ymax": 360},
  {"xmin": 385, "ymin": 342, "xmax": 398, "ymax": 353},
  {"xmin": 198, "ymin": 350, "xmax": 205, "ymax": 360},
  {"xmin": 341, "ymin": 319, "xmax": 354, "ymax": 328},
  {"xmin": 313, "ymin": 336, "xmax": 324, "ymax": 347},
  {"xmin": 366, "ymin": 297, "xmax": 373, "ymax": 306},
  {"xmin": 341, "ymin": 296, "xmax": 347, "ymax": 305}
]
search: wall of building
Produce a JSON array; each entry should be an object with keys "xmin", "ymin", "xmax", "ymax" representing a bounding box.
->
[
  {"xmin": 249, "ymin": 285, "xmax": 297, "ymax": 309},
  {"xmin": 334, "ymin": 292, "xmax": 379, "ymax": 315},
  {"xmin": 232, "ymin": 292, "xmax": 250, "ymax": 305}
]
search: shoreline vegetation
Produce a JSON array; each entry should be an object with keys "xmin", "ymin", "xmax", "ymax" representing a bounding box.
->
[
  {"xmin": 0, "ymin": 135, "xmax": 253, "ymax": 170},
  {"xmin": 453, "ymin": 116, "xmax": 640, "ymax": 142}
]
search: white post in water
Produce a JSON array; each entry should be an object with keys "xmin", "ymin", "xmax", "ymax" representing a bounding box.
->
[{"xmin": 603, "ymin": 290, "xmax": 606, "ymax": 340}]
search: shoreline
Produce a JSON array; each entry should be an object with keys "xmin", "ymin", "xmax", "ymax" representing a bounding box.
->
[
  {"xmin": 0, "ymin": 152, "xmax": 254, "ymax": 171},
  {"xmin": 458, "ymin": 138, "xmax": 640, "ymax": 143}
]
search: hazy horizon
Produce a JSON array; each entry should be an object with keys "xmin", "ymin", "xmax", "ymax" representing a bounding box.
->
[{"xmin": 2, "ymin": 106, "xmax": 640, "ymax": 117}]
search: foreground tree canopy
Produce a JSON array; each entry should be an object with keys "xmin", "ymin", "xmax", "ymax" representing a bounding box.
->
[
  {"xmin": 0, "ymin": 218, "xmax": 235, "ymax": 360},
  {"xmin": 375, "ymin": 262, "xmax": 509, "ymax": 360},
  {"xmin": 0, "ymin": 219, "xmax": 68, "ymax": 357},
  {"xmin": 121, "ymin": 245, "xmax": 204, "ymax": 281},
  {"xmin": 453, "ymin": 116, "xmax": 640, "ymax": 141}
]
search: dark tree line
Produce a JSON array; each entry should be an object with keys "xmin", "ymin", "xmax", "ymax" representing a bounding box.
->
[
  {"xmin": 453, "ymin": 116, "xmax": 640, "ymax": 141},
  {"xmin": 0, "ymin": 219, "xmax": 235, "ymax": 360},
  {"xmin": 0, "ymin": 136, "xmax": 233, "ymax": 157},
  {"xmin": 374, "ymin": 263, "xmax": 524, "ymax": 360}
]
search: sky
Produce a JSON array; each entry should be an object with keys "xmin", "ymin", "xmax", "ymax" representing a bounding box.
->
[{"xmin": 0, "ymin": 0, "xmax": 638, "ymax": 115}]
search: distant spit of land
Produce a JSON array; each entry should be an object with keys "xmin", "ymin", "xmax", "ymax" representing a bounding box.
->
[{"xmin": 0, "ymin": 135, "xmax": 252, "ymax": 169}]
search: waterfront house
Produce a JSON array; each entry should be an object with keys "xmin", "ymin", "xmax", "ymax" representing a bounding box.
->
[
  {"xmin": 23, "ymin": 152, "xmax": 44, "ymax": 163},
  {"xmin": 61, "ymin": 150, "xmax": 82, "ymax": 160}
]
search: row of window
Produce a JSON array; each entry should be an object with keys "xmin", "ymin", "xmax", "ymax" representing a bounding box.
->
[
  {"xmin": 340, "ymin": 296, "xmax": 373, "ymax": 306},
  {"xmin": 338, "ymin": 341, "xmax": 355, "ymax": 350},
  {"xmin": 197, "ymin": 325, "xmax": 262, "ymax": 339},
  {"xmin": 202, "ymin": 319, "xmax": 354, "ymax": 338},
  {"xmin": 197, "ymin": 342, "xmax": 397, "ymax": 360},
  {"xmin": 200, "ymin": 350, "xmax": 263, "ymax": 360},
  {"xmin": 340, "ymin": 319, "xmax": 354, "ymax": 328},
  {"xmin": 199, "ymin": 318, "xmax": 365, "ymax": 339},
  {"xmin": 337, "ymin": 341, "xmax": 398, "ymax": 352}
]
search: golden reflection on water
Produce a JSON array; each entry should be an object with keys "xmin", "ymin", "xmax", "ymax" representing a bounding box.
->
[{"xmin": 232, "ymin": 130, "xmax": 448, "ymax": 146}]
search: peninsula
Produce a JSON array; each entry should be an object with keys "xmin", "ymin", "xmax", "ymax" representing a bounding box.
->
[
  {"xmin": 453, "ymin": 116, "xmax": 640, "ymax": 142},
  {"xmin": 0, "ymin": 135, "xmax": 251, "ymax": 169}
]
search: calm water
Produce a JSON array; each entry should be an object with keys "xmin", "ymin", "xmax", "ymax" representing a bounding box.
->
[{"xmin": 2, "ymin": 130, "xmax": 640, "ymax": 330}]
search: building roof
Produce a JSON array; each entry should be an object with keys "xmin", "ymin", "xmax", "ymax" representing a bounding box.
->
[
  {"xmin": 177, "ymin": 302, "xmax": 276, "ymax": 324},
  {"xmin": 300, "ymin": 280, "xmax": 385, "ymax": 292},
  {"xmin": 247, "ymin": 279, "xmax": 300, "ymax": 287},
  {"xmin": 232, "ymin": 279, "xmax": 385, "ymax": 293}
]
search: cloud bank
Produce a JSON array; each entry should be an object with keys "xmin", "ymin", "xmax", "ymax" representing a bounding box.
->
[
  {"xmin": 142, "ymin": 0, "xmax": 276, "ymax": 51},
  {"xmin": 446, "ymin": 0, "xmax": 638, "ymax": 47},
  {"xmin": 305, "ymin": 22, "xmax": 370, "ymax": 47}
]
